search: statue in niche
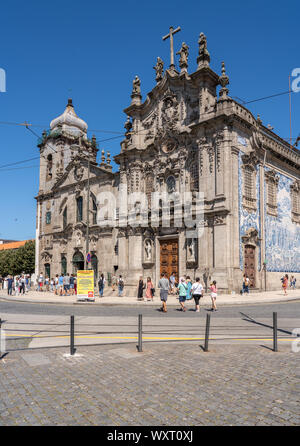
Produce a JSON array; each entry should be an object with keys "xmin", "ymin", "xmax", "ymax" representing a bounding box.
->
[{"xmin": 145, "ymin": 240, "xmax": 152, "ymax": 261}]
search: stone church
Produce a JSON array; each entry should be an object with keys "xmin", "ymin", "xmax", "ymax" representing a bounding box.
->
[{"xmin": 35, "ymin": 31, "xmax": 300, "ymax": 294}]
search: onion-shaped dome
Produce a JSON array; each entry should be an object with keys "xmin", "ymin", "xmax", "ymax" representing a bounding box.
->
[{"xmin": 50, "ymin": 99, "xmax": 88, "ymax": 135}]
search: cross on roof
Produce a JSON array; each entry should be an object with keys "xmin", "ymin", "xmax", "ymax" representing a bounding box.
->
[{"xmin": 162, "ymin": 26, "xmax": 181, "ymax": 69}]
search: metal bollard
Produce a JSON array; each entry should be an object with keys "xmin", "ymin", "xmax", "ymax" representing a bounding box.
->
[
  {"xmin": 204, "ymin": 313, "xmax": 211, "ymax": 352},
  {"xmin": 137, "ymin": 314, "xmax": 143, "ymax": 352},
  {"xmin": 70, "ymin": 315, "xmax": 75, "ymax": 356},
  {"xmin": 273, "ymin": 312, "xmax": 278, "ymax": 352}
]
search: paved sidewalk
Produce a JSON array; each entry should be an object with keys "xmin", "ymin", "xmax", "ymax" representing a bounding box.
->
[
  {"xmin": 0, "ymin": 288, "xmax": 299, "ymax": 306},
  {"xmin": 0, "ymin": 343, "xmax": 299, "ymax": 426}
]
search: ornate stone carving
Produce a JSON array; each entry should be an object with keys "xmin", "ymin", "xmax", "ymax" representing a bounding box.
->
[{"xmin": 241, "ymin": 227, "xmax": 259, "ymax": 246}]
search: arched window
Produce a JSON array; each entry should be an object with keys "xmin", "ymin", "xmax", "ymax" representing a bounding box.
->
[
  {"xmin": 76, "ymin": 197, "xmax": 83, "ymax": 222},
  {"xmin": 92, "ymin": 197, "xmax": 97, "ymax": 225},
  {"xmin": 61, "ymin": 256, "xmax": 67, "ymax": 275},
  {"xmin": 45, "ymin": 263, "xmax": 50, "ymax": 278},
  {"xmin": 63, "ymin": 206, "xmax": 67, "ymax": 229}
]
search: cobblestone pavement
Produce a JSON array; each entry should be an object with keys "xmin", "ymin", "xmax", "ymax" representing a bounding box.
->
[{"xmin": 0, "ymin": 342, "xmax": 299, "ymax": 426}]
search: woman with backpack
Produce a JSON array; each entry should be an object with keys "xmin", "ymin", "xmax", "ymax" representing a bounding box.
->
[{"xmin": 178, "ymin": 278, "xmax": 188, "ymax": 312}]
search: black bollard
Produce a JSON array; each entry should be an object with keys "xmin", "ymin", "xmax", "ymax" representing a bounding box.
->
[
  {"xmin": 204, "ymin": 313, "xmax": 211, "ymax": 352},
  {"xmin": 70, "ymin": 315, "xmax": 75, "ymax": 355},
  {"xmin": 137, "ymin": 314, "xmax": 143, "ymax": 352},
  {"xmin": 273, "ymin": 312, "xmax": 278, "ymax": 352}
]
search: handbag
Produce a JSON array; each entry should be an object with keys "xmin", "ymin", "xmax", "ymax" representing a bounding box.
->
[{"xmin": 151, "ymin": 287, "xmax": 155, "ymax": 296}]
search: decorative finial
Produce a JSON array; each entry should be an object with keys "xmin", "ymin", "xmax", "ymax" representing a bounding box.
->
[
  {"xmin": 218, "ymin": 61, "xmax": 230, "ymax": 100},
  {"xmin": 100, "ymin": 149, "xmax": 106, "ymax": 167},
  {"xmin": 197, "ymin": 33, "xmax": 210, "ymax": 69},
  {"xmin": 67, "ymin": 98, "xmax": 73, "ymax": 108},
  {"xmin": 153, "ymin": 57, "xmax": 164, "ymax": 83},
  {"xmin": 257, "ymin": 114, "xmax": 262, "ymax": 125},
  {"xmin": 106, "ymin": 151, "xmax": 112, "ymax": 171},
  {"xmin": 131, "ymin": 76, "xmax": 142, "ymax": 105},
  {"xmin": 176, "ymin": 42, "xmax": 189, "ymax": 74}
]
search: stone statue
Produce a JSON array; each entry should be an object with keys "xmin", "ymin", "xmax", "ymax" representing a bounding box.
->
[
  {"xmin": 176, "ymin": 42, "xmax": 189, "ymax": 72},
  {"xmin": 132, "ymin": 76, "xmax": 141, "ymax": 96},
  {"xmin": 145, "ymin": 240, "xmax": 152, "ymax": 260},
  {"xmin": 188, "ymin": 239, "xmax": 196, "ymax": 260},
  {"xmin": 76, "ymin": 232, "xmax": 81, "ymax": 247},
  {"xmin": 153, "ymin": 57, "xmax": 164, "ymax": 83},
  {"xmin": 197, "ymin": 33, "xmax": 210, "ymax": 68}
]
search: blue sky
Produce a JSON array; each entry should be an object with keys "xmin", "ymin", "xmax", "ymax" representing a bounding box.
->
[{"xmin": 0, "ymin": 0, "xmax": 299, "ymax": 240}]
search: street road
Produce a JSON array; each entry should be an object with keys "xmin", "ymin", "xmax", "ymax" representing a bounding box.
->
[{"xmin": 1, "ymin": 300, "xmax": 299, "ymax": 351}]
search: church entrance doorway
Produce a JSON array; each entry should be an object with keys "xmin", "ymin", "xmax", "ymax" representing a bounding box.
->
[
  {"xmin": 72, "ymin": 252, "xmax": 84, "ymax": 273},
  {"xmin": 160, "ymin": 239, "xmax": 179, "ymax": 282},
  {"xmin": 244, "ymin": 245, "xmax": 256, "ymax": 288}
]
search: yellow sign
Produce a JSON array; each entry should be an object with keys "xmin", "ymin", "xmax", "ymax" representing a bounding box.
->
[{"xmin": 77, "ymin": 270, "xmax": 94, "ymax": 301}]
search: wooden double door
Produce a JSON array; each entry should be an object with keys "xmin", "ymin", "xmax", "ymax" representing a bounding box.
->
[
  {"xmin": 160, "ymin": 239, "xmax": 179, "ymax": 281},
  {"xmin": 244, "ymin": 245, "xmax": 256, "ymax": 287}
]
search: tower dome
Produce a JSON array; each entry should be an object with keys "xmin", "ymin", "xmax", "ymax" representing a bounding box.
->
[{"xmin": 50, "ymin": 99, "xmax": 88, "ymax": 135}]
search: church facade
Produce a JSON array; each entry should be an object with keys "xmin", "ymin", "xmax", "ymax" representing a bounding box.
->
[{"xmin": 35, "ymin": 32, "xmax": 300, "ymax": 294}]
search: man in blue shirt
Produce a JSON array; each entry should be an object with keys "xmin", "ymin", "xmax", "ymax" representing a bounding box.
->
[{"xmin": 58, "ymin": 274, "xmax": 64, "ymax": 296}]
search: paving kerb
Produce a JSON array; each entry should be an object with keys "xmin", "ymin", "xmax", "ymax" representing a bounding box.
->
[{"xmin": 0, "ymin": 288, "xmax": 300, "ymax": 306}]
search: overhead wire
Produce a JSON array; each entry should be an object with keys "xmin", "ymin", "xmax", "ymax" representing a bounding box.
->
[{"xmin": 0, "ymin": 86, "xmax": 299, "ymax": 171}]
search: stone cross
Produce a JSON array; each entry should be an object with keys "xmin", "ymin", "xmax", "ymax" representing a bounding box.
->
[{"xmin": 162, "ymin": 26, "xmax": 181, "ymax": 69}]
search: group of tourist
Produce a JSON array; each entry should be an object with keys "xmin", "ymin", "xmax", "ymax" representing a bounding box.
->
[
  {"xmin": 157, "ymin": 272, "xmax": 218, "ymax": 313},
  {"xmin": 281, "ymin": 274, "xmax": 297, "ymax": 296},
  {"xmin": 0, "ymin": 274, "xmax": 31, "ymax": 295},
  {"xmin": 36, "ymin": 273, "xmax": 77, "ymax": 295},
  {"xmin": 98, "ymin": 274, "xmax": 124, "ymax": 297}
]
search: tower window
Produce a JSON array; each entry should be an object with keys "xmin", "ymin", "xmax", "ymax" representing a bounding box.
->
[
  {"xmin": 46, "ymin": 154, "xmax": 53, "ymax": 180},
  {"xmin": 46, "ymin": 211, "xmax": 51, "ymax": 224},
  {"xmin": 76, "ymin": 197, "xmax": 83, "ymax": 222}
]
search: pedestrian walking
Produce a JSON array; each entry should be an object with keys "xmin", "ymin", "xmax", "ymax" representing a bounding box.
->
[
  {"xmin": 98, "ymin": 273, "xmax": 105, "ymax": 297},
  {"xmin": 137, "ymin": 276, "xmax": 145, "ymax": 301},
  {"xmin": 145, "ymin": 277, "xmax": 154, "ymax": 302},
  {"xmin": 54, "ymin": 274, "xmax": 59, "ymax": 295},
  {"xmin": 111, "ymin": 274, "xmax": 117, "ymax": 292},
  {"xmin": 64, "ymin": 273, "xmax": 70, "ymax": 295},
  {"xmin": 169, "ymin": 272, "xmax": 176, "ymax": 295},
  {"xmin": 242, "ymin": 274, "xmax": 250, "ymax": 294},
  {"xmin": 282, "ymin": 274, "xmax": 288, "ymax": 296},
  {"xmin": 45, "ymin": 276, "xmax": 50, "ymax": 292},
  {"xmin": 191, "ymin": 277, "xmax": 203, "ymax": 312},
  {"xmin": 20, "ymin": 274, "xmax": 26, "ymax": 294},
  {"xmin": 38, "ymin": 273, "xmax": 44, "ymax": 292},
  {"xmin": 210, "ymin": 280, "xmax": 218, "ymax": 311},
  {"xmin": 186, "ymin": 276, "xmax": 192, "ymax": 300},
  {"xmin": 178, "ymin": 278, "xmax": 188, "ymax": 312},
  {"xmin": 70, "ymin": 274, "xmax": 75, "ymax": 295},
  {"xmin": 158, "ymin": 272, "xmax": 169, "ymax": 313},
  {"xmin": 7, "ymin": 275, "xmax": 13, "ymax": 296},
  {"xmin": 292, "ymin": 276, "xmax": 296, "ymax": 290},
  {"xmin": 58, "ymin": 273, "xmax": 64, "ymax": 296},
  {"xmin": 50, "ymin": 278, "xmax": 54, "ymax": 292},
  {"xmin": 118, "ymin": 275, "xmax": 124, "ymax": 296}
]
